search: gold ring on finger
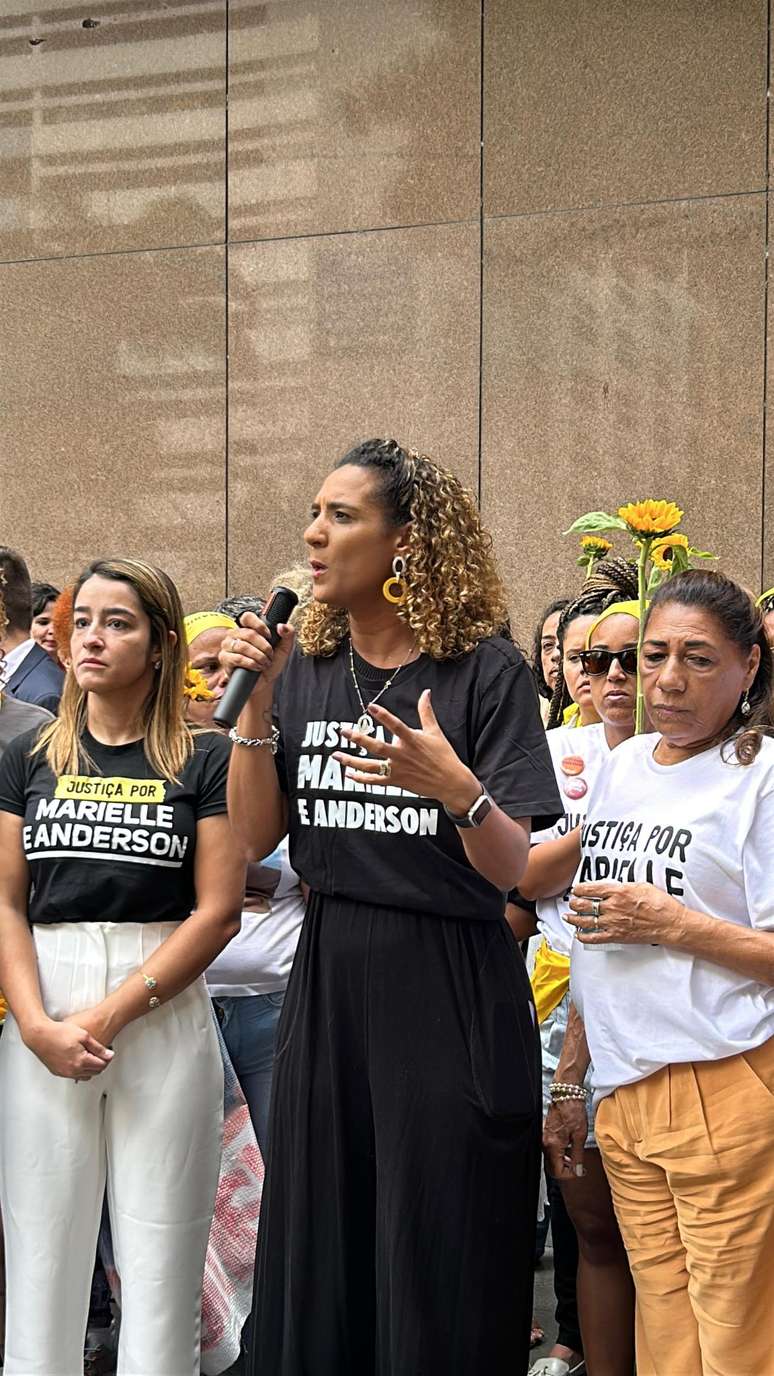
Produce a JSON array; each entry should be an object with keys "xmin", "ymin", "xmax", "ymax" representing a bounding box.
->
[{"xmin": 377, "ymin": 759, "xmax": 392, "ymax": 779}]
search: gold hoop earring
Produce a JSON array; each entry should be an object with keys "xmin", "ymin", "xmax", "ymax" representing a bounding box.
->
[{"xmin": 382, "ymin": 555, "xmax": 408, "ymax": 606}]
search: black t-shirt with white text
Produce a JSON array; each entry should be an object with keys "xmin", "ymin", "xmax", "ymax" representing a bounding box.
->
[
  {"xmin": 0, "ymin": 728, "xmax": 230, "ymax": 925},
  {"xmin": 274, "ymin": 638, "xmax": 562, "ymax": 921}
]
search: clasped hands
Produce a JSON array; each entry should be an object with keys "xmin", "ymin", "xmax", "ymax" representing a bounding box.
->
[
  {"xmin": 565, "ymin": 880, "xmax": 685, "ymax": 946},
  {"xmin": 24, "ymin": 1003, "xmax": 117, "ymax": 1082}
]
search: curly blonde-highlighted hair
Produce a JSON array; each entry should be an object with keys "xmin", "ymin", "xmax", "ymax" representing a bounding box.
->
[
  {"xmin": 33, "ymin": 558, "xmax": 194, "ymax": 782},
  {"xmin": 297, "ymin": 439, "xmax": 509, "ymax": 660}
]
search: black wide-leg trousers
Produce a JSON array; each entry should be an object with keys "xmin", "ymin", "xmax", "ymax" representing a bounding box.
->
[{"xmin": 249, "ymin": 892, "xmax": 542, "ymax": 1376}]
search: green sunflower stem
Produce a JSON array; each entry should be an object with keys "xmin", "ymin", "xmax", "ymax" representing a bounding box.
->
[{"xmin": 635, "ymin": 539, "xmax": 650, "ymax": 733}]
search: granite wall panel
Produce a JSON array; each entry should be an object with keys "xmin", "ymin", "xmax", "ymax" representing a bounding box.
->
[
  {"xmin": 227, "ymin": 221, "xmax": 480, "ymax": 597},
  {"xmin": 485, "ymin": 0, "xmax": 767, "ymax": 217},
  {"xmin": 482, "ymin": 195, "xmax": 766, "ymax": 643},
  {"xmin": 228, "ymin": 0, "xmax": 481, "ymax": 243},
  {"xmin": 0, "ymin": 0, "xmax": 226, "ymax": 262},
  {"xmin": 1, "ymin": 245, "xmax": 226, "ymax": 608}
]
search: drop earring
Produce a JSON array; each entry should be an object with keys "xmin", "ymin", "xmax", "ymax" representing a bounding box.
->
[
  {"xmin": 740, "ymin": 690, "xmax": 751, "ymax": 718},
  {"xmin": 382, "ymin": 555, "xmax": 408, "ymax": 606}
]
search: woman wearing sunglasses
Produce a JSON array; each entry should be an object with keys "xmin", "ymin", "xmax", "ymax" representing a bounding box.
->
[
  {"xmin": 547, "ymin": 569, "xmax": 774, "ymax": 1376},
  {"xmin": 519, "ymin": 599, "xmax": 640, "ymax": 1376},
  {"xmin": 544, "ymin": 558, "xmax": 638, "ymax": 732}
]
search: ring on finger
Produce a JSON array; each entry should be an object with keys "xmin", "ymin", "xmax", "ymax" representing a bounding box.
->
[
  {"xmin": 590, "ymin": 897, "xmax": 602, "ymax": 921},
  {"xmin": 377, "ymin": 759, "xmax": 392, "ymax": 779}
]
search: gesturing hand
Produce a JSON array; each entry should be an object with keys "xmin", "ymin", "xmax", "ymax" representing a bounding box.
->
[
  {"xmin": 566, "ymin": 880, "xmax": 684, "ymax": 946},
  {"xmin": 333, "ymin": 689, "xmax": 480, "ymax": 814},
  {"xmin": 25, "ymin": 1015, "xmax": 114, "ymax": 1081}
]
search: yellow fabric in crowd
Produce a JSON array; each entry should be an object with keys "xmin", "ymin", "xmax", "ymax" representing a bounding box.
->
[
  {"xmin": 530, "ymin": 938, "xmax": 571, "ymax": 1025},
  {"xmin": 183, "ymin": 612, "xmax": 236, "ymax": 645},
  {"xmin": 585, "ymin": 599, "xmax": 643, "ymax": 647}
]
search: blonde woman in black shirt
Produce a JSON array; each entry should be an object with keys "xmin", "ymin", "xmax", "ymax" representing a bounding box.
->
[
  {"xmin": 0, "ymin": 558, "xmax": 244, "ymax": 1376},
  {"xmin": 223, "ymin": 439, "xmax": 562, "ymax": 1376}
]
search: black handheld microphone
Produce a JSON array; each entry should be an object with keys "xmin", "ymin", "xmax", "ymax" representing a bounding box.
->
[{"xmin": 213, "ymin": 585, "xmax": 299, "ymax": 730}]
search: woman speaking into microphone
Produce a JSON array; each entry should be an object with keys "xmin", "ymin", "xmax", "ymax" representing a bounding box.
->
[{"xmin": 223, "ymin": 438, "xmax": 561, "ymax": 1376}]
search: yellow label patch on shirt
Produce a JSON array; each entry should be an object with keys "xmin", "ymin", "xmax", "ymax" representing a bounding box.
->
[{"xmin": 54, "ymin": 775, "xmax": 167, "ymax": 803}]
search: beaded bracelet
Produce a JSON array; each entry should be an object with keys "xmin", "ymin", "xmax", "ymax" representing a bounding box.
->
[{"xmin": 549, "ymin": 1081, "xmax": 589, "ymax": 1102}]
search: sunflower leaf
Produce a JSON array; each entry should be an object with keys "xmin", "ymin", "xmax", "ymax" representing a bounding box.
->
[
  {"xmin": 668, "ymin": 546, "xmax": 691, "ymax": 575},
  {"xmin": 564, "ymin": 511, "xmax": 629, "ymax": 535},
  {"xmin": 688, "ymin": 547, "xmax": 717, "ymax": 561}
]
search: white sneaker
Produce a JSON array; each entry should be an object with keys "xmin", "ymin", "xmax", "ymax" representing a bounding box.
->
[{"xmin": 527, "ymin": 1358, "xmax": 586, "ymax": 1376}]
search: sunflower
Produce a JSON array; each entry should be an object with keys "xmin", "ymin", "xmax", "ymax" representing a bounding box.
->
[
  {"xmin": 580, "ymin": 535, "xmax": 612, "ymax": 556},
  {"xmin": 650, "ymin": 533, "xmax": 690, "ymax": 570},
  {"xmin": 618, "ymin": 500, "xmax": 683, "ymax": 537},
  {"xmin": 183, "ymin": 666, "xmax": 215, "ymax": 702}
]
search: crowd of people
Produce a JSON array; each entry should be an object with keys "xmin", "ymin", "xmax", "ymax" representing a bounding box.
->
[{"xmin": 0, "ymin": 438, "xmax": 771, "ymax": 1376}]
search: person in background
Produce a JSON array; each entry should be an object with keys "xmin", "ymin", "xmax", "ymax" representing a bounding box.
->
[
  {"xmin": 183, "ymin": 611, "xmax": 237, "ymax": 726},
  {"xmin": 549, "ymin": 569, "xmax": 774, "ymax": 1376},
  {"xmin": 0, "ymin": 549, "xmax": 64, "ymax": 712},
  {"xmin": 183, "ymin": 602, "xmax": 308, "ymax": 1157},
  {"xmin": 520, "ymin": 597, "xmax": 641, "ymax": 1376},
  {"xmin": 0, "ymin": 557, "xmax": 243, "ymax": 1374},
  {"xmin": 30, "ymin": 583, "xmax": 62, "ymax": 665},
  {"xmin": 0, "ymin": 586, "xmax": 54, "ymax": 1368},
  {"xmin": 225, "ymin": 437, "xmax": 562, "ymax": 1376},
  {"xmin": 546, "ymin": 560, "xmax": 637, "ymax": 730},
  {"xmin": 756, "ymin": 586, "xmax": 774, "ymax": 647},
  {"xmin": 532, "ymin": 599, "xmax": 570, "ymax": 725}
]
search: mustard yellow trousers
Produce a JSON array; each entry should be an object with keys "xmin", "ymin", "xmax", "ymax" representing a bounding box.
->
[{"xmin": 596, "ymin": 1038, "xmax": 774, "ymax": 1376}]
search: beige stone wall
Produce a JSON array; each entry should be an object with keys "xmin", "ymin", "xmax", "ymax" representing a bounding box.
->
[{"xmin": 1, "ymin": 1, "xmax": 769, "ymax": 644}]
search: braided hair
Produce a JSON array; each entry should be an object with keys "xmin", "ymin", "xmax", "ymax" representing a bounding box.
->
[{"xmin": 546, "ymin": 557, "xmax": 639, "ymax": 728}]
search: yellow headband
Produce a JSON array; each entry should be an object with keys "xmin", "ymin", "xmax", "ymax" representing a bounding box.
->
[
  {"xmin": 184, "ymin": 612, "xmax": 236, "ymax": 646},
  {"xmin": 585, "ymin": 599, "xmax": 644, "ymax": 648},
  {"xmin": 757, "ymin": 587, "xmax": 774, "ymax": 608}
]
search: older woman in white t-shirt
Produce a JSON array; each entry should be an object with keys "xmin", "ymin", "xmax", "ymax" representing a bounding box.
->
[{"xmin": 546, "ymin": 569, "xmax": 774, "ymax": 1376}]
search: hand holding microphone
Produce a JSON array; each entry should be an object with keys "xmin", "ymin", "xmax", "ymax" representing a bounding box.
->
[{"xmin": 215, "ymin": 585, "xmax": 298, "ymax": 729}]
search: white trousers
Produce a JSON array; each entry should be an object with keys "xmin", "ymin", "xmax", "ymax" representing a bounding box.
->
[{"xmin": 0, "ymin": 922, "xmax": 224, "ymax": 1376}]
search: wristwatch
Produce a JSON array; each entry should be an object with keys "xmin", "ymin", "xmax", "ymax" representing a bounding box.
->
[{"xmin": 443, "ymin": 786, "xmax": 493, "ymax": 829}]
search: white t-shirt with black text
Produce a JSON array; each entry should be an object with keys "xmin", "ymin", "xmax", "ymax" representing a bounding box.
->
[{"xmin": 571, "ymin": 732, "xmax": 774, "ymax": 1100}]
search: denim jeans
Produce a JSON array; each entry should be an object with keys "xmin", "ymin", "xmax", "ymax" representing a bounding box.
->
[{"xmin": 215, "ymin": 991, "xmax": 286, "ymax": 1157}]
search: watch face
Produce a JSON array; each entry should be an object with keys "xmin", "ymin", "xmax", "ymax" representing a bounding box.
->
[{"xmin": 471, "ymin": 793, "xmax": 493, "ymax": 826}]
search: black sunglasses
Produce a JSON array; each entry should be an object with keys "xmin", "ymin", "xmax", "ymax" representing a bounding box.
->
[{"xmin": 579, "ymin": 647, "xmax": 639, "ymax": 677}]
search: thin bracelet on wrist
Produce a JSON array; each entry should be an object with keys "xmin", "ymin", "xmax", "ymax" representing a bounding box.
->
[{"xmin": 142, "ymin": 973, "xmax": 161, "ymax": 1011}]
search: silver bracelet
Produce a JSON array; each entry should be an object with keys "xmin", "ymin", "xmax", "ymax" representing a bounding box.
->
[{"xmin": 228, "ymin": 725, "xmax": 280, "ymax": 755}]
